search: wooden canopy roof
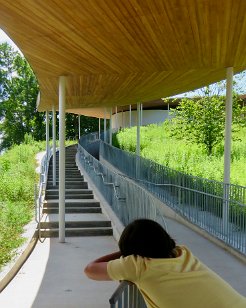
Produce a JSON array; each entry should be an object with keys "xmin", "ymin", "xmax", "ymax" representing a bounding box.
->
[{"xmin": 0, "ymin": 0, "xmax": 246, "ymax": 118}]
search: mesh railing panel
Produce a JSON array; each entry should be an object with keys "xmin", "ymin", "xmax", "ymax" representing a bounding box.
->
[
  {"xmin": 100, "ymin": 142, "xmax": 246, "ymax": 255},
  {"xmin": 77, "ymin": 144, "xmax": 168, "ymax": 230}
]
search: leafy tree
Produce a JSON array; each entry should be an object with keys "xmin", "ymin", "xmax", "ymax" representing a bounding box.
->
[
  {"xmin": 168, "ymin": 87, "xmax": 244, "ymax": 155},
  {"xmin": 64, "ymin": 113, "xmax": 107, "ymax": 140},
  {"xmin": 0, "ymin": 42, "xmax": 106, "ymax": 151},
  {"xmin": 0, "ymin": 43, "xmax": 45, "ymax": 151}
]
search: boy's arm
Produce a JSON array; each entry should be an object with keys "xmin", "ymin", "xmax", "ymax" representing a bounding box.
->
[{"xmin": 84, "ymin": 251, "xmax": 121, "ymax": 281}]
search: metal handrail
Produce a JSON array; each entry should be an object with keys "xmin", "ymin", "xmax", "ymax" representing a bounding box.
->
[
  {"xmin": 35, "ymin": 149, "xmax": 52, "ymax": 242},
  {"xmin": 83, "ymin": 154, "xmax": 126, "ymax": 201},
  {"xmin": 99, "ymin": 141, "xmax": 246, "ymax": 255},
  {"xmin": 109, "ymin": 281, "xmax": 147, "ymax": 308},
  {"xmin": 77, "ymin": 143, "xmax": 168, "ymax": 231}
]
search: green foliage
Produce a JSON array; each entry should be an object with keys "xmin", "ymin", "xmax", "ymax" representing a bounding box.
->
[
  {"xmin": 0, "ymin": 141, "xmax": 45, "ymax": 269},
  {"xmin": 0, "ymin": 42, "xmax": 46, "ymax": 151},
  {"xmin": 0, "ymin": 201, "xmax": 31, "ymax": 266},
  {"xmin": 168, "ymin": 93, "xmax": 244, "ymax": 155},
  {"xmin": 0, "ymin": 42, "xmax": 108, "ymax": 151},
  {"xmin": 65, "ymin": 114, "xmax": 104, "ymax": 140},
  {"xmin": 113, "ymin": 123, "xmax": 246, "ymax": 186}
]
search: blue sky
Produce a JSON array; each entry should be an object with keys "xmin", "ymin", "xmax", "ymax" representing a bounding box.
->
[
  {"xmin": 0, "ymin": 29, "xmax": 19, "ymax": 48},
  {"xmin": 0, "ymin": 29, "xmax": 245, "ymax": 96}
]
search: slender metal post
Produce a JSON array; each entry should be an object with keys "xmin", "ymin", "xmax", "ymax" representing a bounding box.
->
[
  {"xmin": 129, "ymin": 105, "xmax": 132, "ymax": 128},
  {"xmin": 78, "ymin": 115, "xmax": 81, "ymax": 140},
  {"xmin": 115, "ymin": 106, "xmax": 118, "ymax": 132},
  {"xmin": 46, "ymin": 110, "xmax": 49, "ymax": 158},
  {"xmin": 59, "ymin": 76, "xmax": 66, "ymax": 243},
  {"xmin": 136, "ymin": 103, "xmax": 141, "ymax": 156},
  {"xmin": 121, "ymin": 109, "xmax": 124, "ymax": 129},
  {"xmin": 104, "ymin": 108, "xmax": 107, "ymax": 142},
  {"xmin": 223, "ymin": 67, "xmax": 233, "ymax": 232},
  {"xmin": 109, "ymin": 108, "xmax": 112, "ymax": 145},
  {"xmin": 99, "ymin": 118, "xmax": 101, "ymax": 139},
  {"xmin": 136, "ymin": 103, "xmax": 141, "ymax": 179},
  {"xmin": 52, "ymin": 106, "xmax": 56, "ymax": 186},
  {"xmin": 140, "ymin": 103, "xmax": 143, "ymax": 126}
]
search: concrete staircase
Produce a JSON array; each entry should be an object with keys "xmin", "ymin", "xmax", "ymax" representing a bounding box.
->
[{"xmin": 41, "ymin": 145, "xmax": 113, "ymax": 237}]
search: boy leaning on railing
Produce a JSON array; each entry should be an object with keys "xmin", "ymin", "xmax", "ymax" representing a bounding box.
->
[{"xmin": 84, "ymin": 218, "xmax": 246, "ymax": 308}]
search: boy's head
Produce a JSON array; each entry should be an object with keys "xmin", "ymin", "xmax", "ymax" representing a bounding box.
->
[{"xmin": 119, "ymin": 218, "xmax": 176, "ymax": 258}]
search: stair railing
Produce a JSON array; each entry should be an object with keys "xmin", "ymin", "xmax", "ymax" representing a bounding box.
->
[
  {"xmin": 109, "ymin": 281, "xmax": 147, "ymax": 308},
  {"xmin": 35, "ymin": 149, "xmax": 52, "ymax": 241},
  {"xmin": 77, "ymin": 144, "xmax": 168, "ymax": 230}
]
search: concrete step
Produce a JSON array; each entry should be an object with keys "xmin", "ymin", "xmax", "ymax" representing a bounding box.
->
[
  {"xmin": 45, "ymin": 188, "xmax": 93, "ymax": 194},
  {"xmin": 43, "ymin": 207, "xmax": 102, "ymax": 214},
  {"xmin": 45, "ymin": 194, "xmax": 94, "ymax": 200},
  {"xmin": 49, "ymin": 164, "xmax": 78, "ymax": 171},
  {"xmin": 47, "ymin": 179, "xmax": 85, "ymax": 184},
  {"xmin": 48, "ymin": 175, "xmax": 83, "ymax": 179},
  {"xmin": 45, "ymin": 199, "xmax": 100, "ymax": 207},
  {"xmin": 46, "ymin": 183, "xmax": 88, "ymax": 189},
  {"xmin": 48, "ymin": 174, "xmax": 84, "ymax": 181},
  {"xmin": 40, "ymin": 220, "xmax": 111, "ymax": 229},
  {"xmin": 48, "ymin": 174, "xmax": 83, "ymax": 178},
  {"xmin": 43, "ymin": 213, "xmax": 108, "ymax": 222},
  {"xmin": 40, "ymin": 227, "xmax": 113, "ymax": 237},
  {"xmin": 52, "ymin": 158, "xmax": 76, "ymax": 161},
  {"xmin": 48, "ymin": 171, "xmax": 80, "ymax": 174}
]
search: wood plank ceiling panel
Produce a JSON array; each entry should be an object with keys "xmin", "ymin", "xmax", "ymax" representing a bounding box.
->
[{"xmin": 0, "ymin": 0, "xmax": 245, "ymax": 115}]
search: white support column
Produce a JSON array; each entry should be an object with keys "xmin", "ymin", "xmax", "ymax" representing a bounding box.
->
[
  {"xmin": 121, "ymin": 109, "xmax": 124, "ymax": 129},
  {"xmin": 52, "ymin": 106, "xmax": 56, "ymax": 186},
  {"xmin": 104, "ymin": 108, "xmax": 107, "ymax": 142},
  {"xmin": 109, "ymin": 108, "xmax": 112, "ymax": 145},
  {"xmin": 140, "ymin": 103, "xmax": 143, "ymax": 126},
  {"xmin": 78, "ymin": 115, "xmax": 81, "ymax": 140},
  {"xmin": 99, "ymin": 118, "xmax": 101, "ymax": 138},
  {"xmin": 136, "ymin": 103, "xmax": 141, "ymax": 156},
  {"xmin": 115, "ymin": 106, "xmax": 118, "ymax": 131},
  {"xmin": 129, "ymin": 105, "xmax": 132, "ymax": 128},
  {"xmin": 223, "ymin": 67, "xmax": 233, "ymax": 232},
  {"xmin": 46, "ymin": 110, "xmax": 49, "ymax": 158},
  {"xmin": 59, "ymin": 76, "xmax": 66, "ymax": 243},
  {"xmin": 136, "ymin": 103, "xmax": 141, "ymax": 178}
]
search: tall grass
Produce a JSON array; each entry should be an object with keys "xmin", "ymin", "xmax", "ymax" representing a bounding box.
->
[
  {"xmin": 0, "ymin": 140, "xmax": 46, "ymax": 268},
  {"xmin": 0, "ymin": 138, "xmax": 77, "ymax": 269},
  {"xmin": 114, "ymin": 123, "xmax": 246, "ymax": 186}
]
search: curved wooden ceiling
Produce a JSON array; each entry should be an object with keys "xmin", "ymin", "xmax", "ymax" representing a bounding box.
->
[{"xmin": 0, "ymin": 0, "xmax": 246, "ymax": 116}]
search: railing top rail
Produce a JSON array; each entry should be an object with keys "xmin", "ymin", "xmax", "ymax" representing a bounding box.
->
[{"xmin": 109, "ymin": 281, "xmax": 132, "ymax": 304}]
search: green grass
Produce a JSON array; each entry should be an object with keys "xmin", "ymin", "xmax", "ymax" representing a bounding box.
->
[
  {"xmin": 113, "ymin": 123, "xmax": 246, "ymax": 187},
  {"xmin": 0, "ymin": 141, "xmax": 46, "ymax": 268},
  {"xmin": 0, "ymin": 138, "xmax": 77, "ymax": 269}
]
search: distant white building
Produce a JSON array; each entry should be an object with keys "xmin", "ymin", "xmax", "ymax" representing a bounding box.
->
[{"xmin": 111, "ymin": 99, "xmax": 177, "ymax": 129}]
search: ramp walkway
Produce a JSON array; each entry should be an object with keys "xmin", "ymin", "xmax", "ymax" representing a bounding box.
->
[{"xmin": 0, "ymin": 146, "xmax": 245, "ymax": 308}]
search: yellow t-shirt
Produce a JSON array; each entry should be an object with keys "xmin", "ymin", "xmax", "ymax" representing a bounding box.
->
[{"xmin": 107, "ymin": 246, "xmax": 246, "ymax": 308}]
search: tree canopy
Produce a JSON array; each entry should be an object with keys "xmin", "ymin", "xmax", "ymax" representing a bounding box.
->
[
  {"xmin": 168, "ymin": 86, "xmax": 245, "ymax": 155},
  {"xmin": 0, "ymin": 43, "xmax": 44, "ymax": 151},
  {"xmin": 0, "ymin": 42, "xmax": 103, "ymax": 152}
]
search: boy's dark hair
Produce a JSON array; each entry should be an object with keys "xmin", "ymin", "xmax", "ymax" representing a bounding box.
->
[{"xmin": 119, "ymin": 219, "xmax": 176, "ymax": 258}]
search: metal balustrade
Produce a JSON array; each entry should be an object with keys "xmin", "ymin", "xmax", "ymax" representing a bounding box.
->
[
  {"xmin": 77, "ymin": 143, "xmax": 168, "ymax": 229},
  {"xmin": 109, "ymin": 281, "xmax": 147, "ymax": 308},
  {"xmin": 79, "ymin": 133, "xmax": 246, "ymax": 255},
  {"xmin": 35, "ymin": 148, "xmax": 52, "ymax": 242},
  {"xmin": 78, "ymin": 132, "xmax": 246, "ymax": 307},
  {"xmin": 99, "ymin": 141, "xmax": 246, "ymax": 255}
]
